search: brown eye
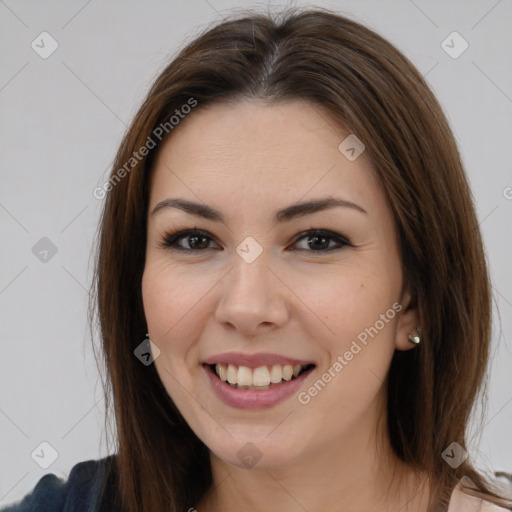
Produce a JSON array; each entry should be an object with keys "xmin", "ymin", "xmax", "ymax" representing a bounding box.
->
[
  {"xmin": 291, "ymin": 229, "xmax": 351, "ymax": 253},
  {"xmin": 160, "ymin": 229, "xmax": 218, "ymax": 252},
  {"xmin": 159, "ymin": 228, "xmax": 351, "ymax": 254}
]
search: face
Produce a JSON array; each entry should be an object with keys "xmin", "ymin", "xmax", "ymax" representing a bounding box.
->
[{"xmin": 142, "ymin": 99, "xmax": 418, "ymax": 470}]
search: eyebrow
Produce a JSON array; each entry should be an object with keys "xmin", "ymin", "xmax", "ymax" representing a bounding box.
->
[{"xmin": 151, "ymin": 196, "xmax": 367, "ymax": 223}]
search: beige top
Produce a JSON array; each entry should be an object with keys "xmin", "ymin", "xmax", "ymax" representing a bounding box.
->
[{"xmin": 447, "ymin": 475, "xmax": 512, "ymax": 511}]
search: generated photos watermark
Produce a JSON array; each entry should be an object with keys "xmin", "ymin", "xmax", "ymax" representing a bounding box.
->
[
  {"xmin": 93, "ymin": 97, "xmax": 198, "ymax": 200},
  {"xmin": 297, "ymin": 301, "xmax": 403, "ymax": 405}
]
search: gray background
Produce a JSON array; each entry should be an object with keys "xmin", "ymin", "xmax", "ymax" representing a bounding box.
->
[{"xmin": 1, "ymin": 0, "xmax": 511, "ymax": 505}]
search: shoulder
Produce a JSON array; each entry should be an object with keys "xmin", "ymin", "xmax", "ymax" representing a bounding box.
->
[
  {"xmin": 448, "ymin": 473, "xmax": 512, "ymax": 512},
  {"xmin": 1, "ymin": 455, "xmax": 117, "ymax": 512}
]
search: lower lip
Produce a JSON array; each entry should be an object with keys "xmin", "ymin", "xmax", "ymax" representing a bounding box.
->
[{"xmin": 202, "ymin": 364, "xmax": 314, "ymax": 409}]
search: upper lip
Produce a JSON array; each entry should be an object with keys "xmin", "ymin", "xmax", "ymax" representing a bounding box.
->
[{"xmin": 203, "ymin": 352, "xmax": 316, "ymax": 369}]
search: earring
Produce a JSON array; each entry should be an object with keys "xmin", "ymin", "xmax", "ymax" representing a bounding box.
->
[
  {"xmin": 145, "ymin": 333, "xmax": 149, "ymax": 339},
  {"xmin": 408, "ymin": 327, "xmax": 421, "ymax": 345}
]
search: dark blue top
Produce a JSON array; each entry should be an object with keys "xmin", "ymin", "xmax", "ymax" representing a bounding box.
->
[{"xmin": 1, "ymin": 456, "xmax": 118, "ymax": 512}]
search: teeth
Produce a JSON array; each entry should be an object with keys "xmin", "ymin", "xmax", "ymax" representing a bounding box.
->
[
  {"xmin": 252, "ymin": 366, "xmax": 270, "ymax": 386},
  {"xmin": 269, "ymin": 364, "xmax": 282, "ymax": 383},
  {"xmin": 214, "ymin": 363, "xmax": 308, "ymax": 388},
  {"xmin": 217, "ymin": 364, "xmax": 227, "ymax": 382},
  {"xmin": 282, "ymin": 365, "xmax": 293, "ymax": 381},
  {"xmin": 226, "ymin": 364, "xmax": 237, "ymax": 384},
  {"xmin": 237, "ymin": 366, "xmax": 252, "ymax": 386}
]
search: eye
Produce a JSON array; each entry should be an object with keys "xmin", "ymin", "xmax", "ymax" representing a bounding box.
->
[
  {"xmin": 158, "ymin": 228, "xmax": 351, "ymax": 253},
  {"xmin": 290, "ymin": 229, "xmax": 351, "ymax": 252},
  {"xmin": 159, "ymin": 228, "xmax": 218, "ymax": 252}
]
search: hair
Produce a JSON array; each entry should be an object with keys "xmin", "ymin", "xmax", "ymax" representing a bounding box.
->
[{"xmin": 89, "ymin": 6, "xmax": 511, "ymax": 512}]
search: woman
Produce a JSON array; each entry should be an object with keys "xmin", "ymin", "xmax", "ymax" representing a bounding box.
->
[{"xmin": 3, "ymin": 6, "xmax": 511, "ymax": 512}]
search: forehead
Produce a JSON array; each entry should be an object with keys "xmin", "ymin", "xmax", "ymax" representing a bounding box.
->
[{"xmin": 149, "ymin": 99, "xmax": 383, "ymax": 218}]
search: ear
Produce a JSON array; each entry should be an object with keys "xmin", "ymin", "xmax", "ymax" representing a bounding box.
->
[{"xmin": 395, "ymin": 287, "xmax": 420, "ymax": 351}]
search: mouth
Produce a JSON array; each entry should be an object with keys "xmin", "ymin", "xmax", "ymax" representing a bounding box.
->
[{"xmin": 205, "ymin": 362, "xmax": 316, "ymax": 390}]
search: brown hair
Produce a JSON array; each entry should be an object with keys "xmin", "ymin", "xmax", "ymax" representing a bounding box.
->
[{"xmin": 89, "ymin": 6, "xmax": 511, "ymax": 511}]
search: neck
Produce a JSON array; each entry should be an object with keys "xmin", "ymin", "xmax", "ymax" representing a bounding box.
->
[{"xmin": 196, "ymin": 391, "xmax": 431, "ymax": 512}]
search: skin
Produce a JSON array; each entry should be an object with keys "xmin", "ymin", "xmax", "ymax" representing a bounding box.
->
[{"xmin": 142, "ymin": 99, "xmax": 430, "ymax": 511}]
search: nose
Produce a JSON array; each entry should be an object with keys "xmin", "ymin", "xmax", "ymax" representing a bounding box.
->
[{"xmin": 214, "ymin": 250, "xmax": 290, "ymax": 336}]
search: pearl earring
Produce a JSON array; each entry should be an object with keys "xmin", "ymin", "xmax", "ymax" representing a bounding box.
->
[{"xmin": 408, "ymin": 327, "xmax": 421, "ymax": 345}]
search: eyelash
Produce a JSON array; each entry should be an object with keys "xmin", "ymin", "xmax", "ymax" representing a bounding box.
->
[{"xmin": 158, "ymin": 227, "xmax": 352, "ymax": 254}]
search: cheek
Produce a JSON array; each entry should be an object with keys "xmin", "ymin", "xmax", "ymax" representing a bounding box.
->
[
  {"xmin": 301, "ymin": 269, "xmax": 399, "ymax": 413},
  {"xmin": 297, "ymin": 266, "xmax": 395, "ymax": 350},
  {"xmin": 141, "ymin": 262, "xmax": 206, "ymax": 358},
  {"xmin": 302, "ymin": 276, "xmax": 398, "ymax": 423},
  {"xmin": 141, "ymin": 264, "xmax": 207, "ymax": 411}
]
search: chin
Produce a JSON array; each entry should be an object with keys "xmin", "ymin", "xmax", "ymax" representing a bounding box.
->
[{"xmin": 203, "ymin": 430, "xmax": 306, "ymax": 471}]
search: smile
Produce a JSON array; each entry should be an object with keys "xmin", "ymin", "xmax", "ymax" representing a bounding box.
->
[
  {"xmin": 211, "ymin": 363, "xmax": 314, "ymax": 389},
  {"xmin": 202, "ymin": 362, "xmax": 316, "ymax": 409}
]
